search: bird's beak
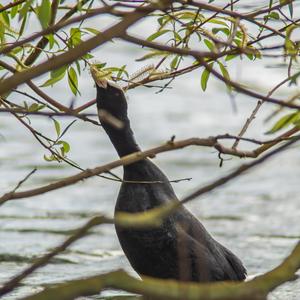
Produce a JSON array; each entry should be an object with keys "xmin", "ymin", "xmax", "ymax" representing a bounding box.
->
[{"xmin": 90, "ymin": 65, "xmax": 108, "ymax": 89}]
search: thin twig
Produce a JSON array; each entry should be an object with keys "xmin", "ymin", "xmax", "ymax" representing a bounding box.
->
[
  {"xmin": 0, "ymin": 0, "xmax": 26, "ymax": 13},
  {"xmin": 10, "ymin": 169, "xmax": 37, "ymax": 193},
  {"xmin": 232, "ymin": 74, "xmax": 295, "ymax": 149}
]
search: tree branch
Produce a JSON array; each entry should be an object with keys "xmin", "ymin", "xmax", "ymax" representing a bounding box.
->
[
  {"xmin": 0, "ymin": 0, "xmax": 26, "ymax": 13},
  {"xmin": 24, "ymin": 0, "xmax": 89, "ymax": 66},
  {"xmin": 21, "ymin": 242, "xmax": 300, "ymax": 300},
  {"xmin": 122, "ymin": 34, "xmax": 300, "ymax": 110},
  {"xmin": 0, "ymin": 2, "xmax": 158, "ymax": 95},
  {"xmin": 0, "ymin": 215, "xmax": 112, "ymax": 297},
  {"xmin": 1, "ymin": 128, "xmax": 299, "ymax": 205},
  {"xmin": 0, "ymin": 60, "xmax": 100, "ymax": 126}
]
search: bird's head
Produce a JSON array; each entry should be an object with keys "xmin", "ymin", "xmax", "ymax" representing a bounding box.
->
[{"xmin": 91, "ymin": 65, "xmax": 128, "ymax": 124}]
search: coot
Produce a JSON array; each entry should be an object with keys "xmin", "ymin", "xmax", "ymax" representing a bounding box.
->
[{"xmin": 92, "ymin": 73, "xmax": 246, "ymax": 282}]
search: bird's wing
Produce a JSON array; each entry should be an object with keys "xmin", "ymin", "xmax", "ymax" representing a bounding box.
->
[
  {"xmin": 176, "ymin": 228, "xmax": 228, "ymax": 281},
  {"xmin": 175, "ymin": 210, "xmax": 247, "ymax": 281}
]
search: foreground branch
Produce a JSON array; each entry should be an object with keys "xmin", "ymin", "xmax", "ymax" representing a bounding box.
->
[
  {"xmin": 0, "ymin": 215, "xmax": 112, "ymax": 297},
  {"xmin": 22, "ymin": 242, "xmax": 300, "ymax": 300}
]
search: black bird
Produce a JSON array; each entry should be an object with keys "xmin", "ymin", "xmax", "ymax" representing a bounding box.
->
[{"xmin": 93, "ymin": 74, "xmax": 246, "ymax": 282}]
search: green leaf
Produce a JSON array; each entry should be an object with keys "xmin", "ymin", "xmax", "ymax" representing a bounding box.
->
[
  {"xmin": 116, "ymin": 65, "xmax": 128, "ymax": 79},
  {"xmin": 204, "ymin": 39, "xmax": 214, "ymax": 51},
  {"xmin": 218, "ymin": 62, "xmax": 232, "ymax": 91},
  {"xmin": 285, "ymin": 25, "xmax": 299, "ymax": 57},
  {"xmin": 11, "ymin": 2, "xmax": 20, "ymax": 18},
  {"xmin": 207, "ymin": 18, "xmax": 228, "ymax": 27},
  {"xmin": 84, "ymin": 27, "xmax": 101, "ymax": 35},
  {"xmin": 53, "ymin": 119, "xmax": 61, "ymax": 136},
  {"xmin": 264, "ymin": 11, "xmax": 280, "ymax": 21},
  {"xmin": 19, "ymin": 13, "xmax": 27, "ymax": 36},
  {"xmin": 170, "ymin": 55, "xmax": 180, "ymax": 70},
  {"xmin": 246, "ymin": 53, "xmax": 254, "ymax": 60},
  {"xmin": 212, "ymin": 27, "xmax": 230, "ymax": 36},
  {"xmin": 136, "ymin": 50, "xmax": 170, "ymax": 62},
  {"xmin": 279, "ymin": 0, "xmax": 290, "ymax": 5},
  {"xmin": 269, "ymin": 11, "xmax": 279, "ymax": 19},
  {"xmin": 40, "ymin": 76, "xmax": 63, "ymax": 87},
  {"xmin": 19, "ymin": 0, "xmax": 34, "ymax": 21},
  {"xmin": 0, "ymin": 10, "xmax": 10, "ymax": 28},
  {"xmin": 0, "ymin": 23, "xmax": 4, "ymax": 44},
  {"xmin": 37, "ymin": 0, "xmax": 51, "ymax": 29},
  {"xmin": 94, "ymin": 63, "xmax": 106, "ymax": 69},
  {"xmin": 75, "ymin": 60, "xmax": 81, "ymax": 75},
  {"xmin": 103, "ymin": 67, "xmax": 129, "ymax": 79},
  {"xmin": 267, "ymin": 112, "xmax": 300, "ymax": 134},
  {"xmin": 147, "ymin": 30, "xmax": 170, "ymax": 41},
  {"xmin": 70, "ymin": 28, "xmax": 81, "ymax": 46},
  {"xmin": 57, "ymin": 140, "xmax": 70, "ymax": 155},
  {"xmin": 174, "ymin": 11, "xmax": 202, "ymax": 21},
  {"xmin": 40, "ymin": 66, "xmax": 67, "ymax": 87},
  {"xmin": 28, "ymin": 103, "xmax": 40, "ymax": 112},
  {"xmin": 52, "ymin": 66, "xmax": 68, "ymax": 79},
  {"xmin": 44, "ymin": 154, "xmax": 55, "ymax": 162},
  {"xmin": 82, "ymin": 53, "xmax": 94, "ymax": 60},
  {"xmin": 201, "ymin": 64, "xmax": 213, "ymax": 91},
  {"xmin": 289, "ymin": 71, "xmax": 300, "ymax": 86},
  {"xmin": 45, "ymin": 34, "xmax": 56, "ymax": 49},
  {"xmin": 288, "ymin": 3, "xmax": 293, "ymax": 18},
  {"xmin": 173, "ymin": 31, "xmax": 182, "ymax": 42},
  {"xmin": 67, "ymin": 67, "xmax": 79, "ymax": 95}
]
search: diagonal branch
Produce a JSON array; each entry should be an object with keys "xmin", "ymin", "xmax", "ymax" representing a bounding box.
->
[
  {"xmin": 0, "ymin": 0, "xmax": 26, "ymax": 13},
  {"xmin": 232, "ymin": 75, "xmax": 295, "ymax": 149},
  {"xmin": 0, "ymin": 127, "xmax": 299, "ymax": 205},
  {"xmin": 0, "ymin": 6, "xmax": 116, "ymax": 56},
  {"xmin": 24, "ymin": 0, "xmax": 89, "ymax": 66},
  {"xmin": 0, "ymin": 3, "xmax": 158, "ymax": 95},
  {"xmin": 0, "ymin": 60, "xmax": 99, "ymax": 125},
  {"xmin": 0, "ymin": 215, "xmax": 112, "ymax": 297}
]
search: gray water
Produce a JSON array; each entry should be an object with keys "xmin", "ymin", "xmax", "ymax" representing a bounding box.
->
[{"xmin": 1, "ymin": 1, "xmax": 300, "ymax": 299}]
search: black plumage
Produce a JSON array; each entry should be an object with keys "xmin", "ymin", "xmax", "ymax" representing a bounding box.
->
[{"xmin": 94, "ymin": 78, "xmax": 246, "ymax": 282}]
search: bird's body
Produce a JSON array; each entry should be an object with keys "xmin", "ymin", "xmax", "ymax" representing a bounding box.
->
[{"xmin": 93, "ymin": 73, "xmax": 246, "ymax": 282}]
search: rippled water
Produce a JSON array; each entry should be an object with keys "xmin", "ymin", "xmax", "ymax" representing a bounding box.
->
[{"xmin": 1, "ymin": 1, "xmax": 300, "ymax": 299}]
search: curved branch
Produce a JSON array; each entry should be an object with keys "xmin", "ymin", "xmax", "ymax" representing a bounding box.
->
[{"xmin": 21, "ymin": 242, "xmax": 300, "ymax": 300}]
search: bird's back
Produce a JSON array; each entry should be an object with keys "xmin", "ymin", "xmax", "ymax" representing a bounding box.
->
[{"xmin": 115, "ymin": 159, "xmax": 246, "ymax": 282}]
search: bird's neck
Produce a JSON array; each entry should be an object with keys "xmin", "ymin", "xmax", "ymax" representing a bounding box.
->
[{"xmin": 102, "ymin": 117, "xmax": 141, "ymax": 157}]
